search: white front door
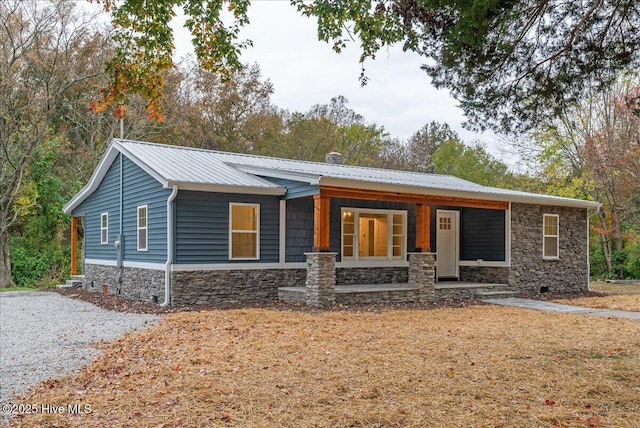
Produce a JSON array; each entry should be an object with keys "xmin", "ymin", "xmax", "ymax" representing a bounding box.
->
[{"xmin": 436, "ymin": 210, "xmax": 459, "ymax": 279}]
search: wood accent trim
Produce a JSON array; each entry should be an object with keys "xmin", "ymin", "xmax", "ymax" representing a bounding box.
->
[
  {"xmin": 416, "ymin": 203, "xmax": 431, "ymax": 252},
  {"xmin": 313, "ymin": 195, "xmax": 331, "ymax": 251},
  {"xmin": 70, "ymin": 216, "xmax": 78, "ymax": 275},
  {"xmin": 319, "ymin": 186, "xmax": 508, "ymax": 210}
]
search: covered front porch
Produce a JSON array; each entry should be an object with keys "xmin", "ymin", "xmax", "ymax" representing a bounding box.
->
[{"xmin": 283, "ymin": 184, "xmax": 511, "ymax": 306}]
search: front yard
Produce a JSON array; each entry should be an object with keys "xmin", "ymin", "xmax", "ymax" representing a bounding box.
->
[
  {"xmin": 553, "ymin": 281, "xmax": 640, "ymax": 312},
  {"xmin": 9, "ymin": 302, "xmax": 640, "ymax": 427}
]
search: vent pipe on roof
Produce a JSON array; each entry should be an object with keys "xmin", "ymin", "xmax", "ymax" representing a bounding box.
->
[{"xmin": 325, "ymin": 152, "xmax": 343, "ymax": 165}]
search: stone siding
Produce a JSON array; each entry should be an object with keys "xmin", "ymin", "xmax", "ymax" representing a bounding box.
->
[
  {"xmin": 83, "ymin": 264, "xmax": 164, "ymax": 303},
  {"xmin": 510, "ymin": 203, "xmax": 589, "ymax": 293},
  {"xmin": 336, "ymin": 267, "xmax": 408, "ymax": 285},
  {"xmin": 305, "ymin": 253, "xmax": 336, "ymax": 306},
  {"xmin": 336, "ymin": 289, "xmax": 420, "ymax": 305},
  {"xmin": 459, "ymin": 266, "xmax": 510, "ymax": 283},
  {"xmin": 171, "ymin": 268, "xmax": 306, "ymax": 305}
]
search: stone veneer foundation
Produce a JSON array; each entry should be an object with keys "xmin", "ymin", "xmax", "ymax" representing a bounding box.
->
[
  {"xmin": 336, "ymin": 267, "xmax": 408, "ymax": 285},
  {"xmin": 83, "ymin": 263, "xmax": 164, "ymax": 303},
  {"xmin": 170, "ymin": 268, "xmax": 306, "ymax": 305}
]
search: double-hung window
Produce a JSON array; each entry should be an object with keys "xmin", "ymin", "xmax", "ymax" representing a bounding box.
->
[
  {"xmin": 230, "ymin": 203, "xmax": 259, "ymax": 260},
  {"xmin": 341, "ymin": 208, "xmax": 406, "ymax": 261},
  {"xmin": 100, "ymin": 213, "xmax": 108, "ymax": 244},
  {"xmin": 543, "ymin": 214, "xmax": 559, "ymax": 259},
  {"xmin": 137, "ymin": 205, "xmax": 148, "ymax": 251}
]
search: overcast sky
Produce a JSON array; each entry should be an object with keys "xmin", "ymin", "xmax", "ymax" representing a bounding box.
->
[{"xmin": 171, "ymin": 2, "xmax": 512, "ymax": 159}]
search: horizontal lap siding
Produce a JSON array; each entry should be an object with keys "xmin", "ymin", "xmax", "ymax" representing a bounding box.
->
[
  {"xmin": 121, "ymin": 157, "xmax": 170, "ymax": 263},
  {"xmin": 175, "ymin": 191, "xmax": 280, "ymax": 263},
  {"xmin": 72, "ymin": 157, "xmax": 121, "ymax": 261}
]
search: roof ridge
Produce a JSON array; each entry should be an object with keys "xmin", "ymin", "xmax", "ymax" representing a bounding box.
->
[{"xmin": 113, "ymin": 138, "xmax": 470, "ymax": 182}]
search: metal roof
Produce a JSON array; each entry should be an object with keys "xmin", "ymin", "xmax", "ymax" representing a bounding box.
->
[{"xmin": 63, "ymin": 139, "xmax": 600, "ymax": 214}]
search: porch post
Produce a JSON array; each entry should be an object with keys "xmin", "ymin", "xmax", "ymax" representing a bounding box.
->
[
  {"xmin": 408, "ymin": 252, "xmax": 436, "ymax": 302},
  {"xmin": 70, "ymin": 216, "xmax": 78, "ymax": 275},
  {"xmin": 313, "ymin": 194, "xmax": 331, "ymax": 252},
  {"xmin": 304, "ymin": 252, "xmax": 336, "ymax": 306},
  {"xmin": 416, "ymin": 203, "xmax": 431, "ymax": 252}
]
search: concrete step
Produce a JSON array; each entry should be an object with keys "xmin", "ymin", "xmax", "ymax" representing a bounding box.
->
[
  {"xmin": 56, "ymin": 276, "xmax": 84, "ymax": 289},
  {"xmin": 475, "ymin": 290, "xmax": 518, "ymax": 300}
]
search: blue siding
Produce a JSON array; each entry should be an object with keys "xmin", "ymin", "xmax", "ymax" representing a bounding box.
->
[
  {"xmin": 175, "ymin": 191, "xmax": 280, "ymax": 263},
  {"xmin": 121, "ymin": 157, "xmax": 171, "ymax": 262},
  {"xmin": 72, "ymin": 157, "xmax": 121, "ymax": 261},
  {"xmin": 285, "ymin": 198, "xmax": 314, "ymax": 262},
  {"xmin": 261, "ymin": 177, "xmax": 318, "ymax": 199},
  {"xmin": 72, "ymin": 154, "xmax": 170, "ymax": 263}
]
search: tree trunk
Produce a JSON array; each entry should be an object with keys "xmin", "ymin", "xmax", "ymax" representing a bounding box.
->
[
  {"xmin": 0, "ymin": 226, "xmax": 13, "ymax": 288},
  {"xmin": 598, "ymin": 209, "xmax": 613, "ymax": 273}
]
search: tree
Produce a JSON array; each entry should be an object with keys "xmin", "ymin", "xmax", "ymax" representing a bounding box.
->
[
  {"xmin": 0, "ymin": 1, "xmax": 106, "ymax": 287},
  {"xmin": 404, "ymin": 122, "xmax": 458, "ymax": 173},
  {"xmin": 432, "ymin": 139, "xmax": 513, "ymax": 188},
  {"xmin": 522, "ymin": 76, "xmax": 640, "ymax": 277},
  {"xmin": 98, "ymin": 0, "xmax": 640, "ymax": 133}
]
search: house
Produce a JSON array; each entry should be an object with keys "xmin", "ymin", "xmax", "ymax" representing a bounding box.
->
[{"xmin": 63, "ymin": 139, "xmax": 600, "ymax": 306}]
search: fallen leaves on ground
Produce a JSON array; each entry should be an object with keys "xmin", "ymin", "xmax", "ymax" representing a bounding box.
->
[
  {"xmin": 9, "ymin": 305, "xmax": 640, "ymax": 427},
  {"xmin": 552, "ymin": 282, "xmax": 640, "ymax": 312}
]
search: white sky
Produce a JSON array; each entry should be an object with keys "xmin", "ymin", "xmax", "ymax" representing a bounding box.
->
[{"xmin": 171, "ymin": 2, "xmax": 510, "ymax": 159}]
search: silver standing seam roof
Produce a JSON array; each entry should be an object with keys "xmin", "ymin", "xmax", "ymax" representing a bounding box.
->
[{"xmin": 63, "ymin": 139, "xmax": 600, "ymax": 214}]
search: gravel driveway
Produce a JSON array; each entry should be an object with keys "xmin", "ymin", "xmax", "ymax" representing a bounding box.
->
[{"xmin": 0, "ymin": 291, "xmax": 158, "ymax": 415}]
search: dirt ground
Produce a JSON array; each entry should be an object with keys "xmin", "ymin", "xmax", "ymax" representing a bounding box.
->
[{"xmin": 7, "ymin": 287, "xmax": 640, "ymax": 428}]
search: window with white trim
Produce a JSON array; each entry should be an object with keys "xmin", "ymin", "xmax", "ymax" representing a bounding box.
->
[
  {"xmin": 543, "ymin": 214, "xmax": 559, "ymax": 259},
  {"xmin": 100, "ymin": 213, "xmax": 108, "ymax": 244},
  {"xmin": 341, "ymin": 208, "xmax": 406, "ymax": 260},
  {"xmin": 229, "ymin": 203, "xmax": 259, "ymax": 260},
  {"xmin": 137, "ymin": 205, "xmax": 148, "ymax": 251}
]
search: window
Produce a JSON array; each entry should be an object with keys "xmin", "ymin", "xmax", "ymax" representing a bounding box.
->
[
  {"xmin": 100, "ymin": 213, "xmax": 108, "ymax": 244},
  {"xmin": 137, "ymin": 205, "xmax": 148, "ymax": 251},
  {"xmin": 543, "ymin": 214, "xmax": 559, "ymax": 259},
  {"xmin": 230, "ymin": 203, "xmax": 259, "ymax": 260},
  {"xmin": 341, "ymin": 208, "xmax": 406, "ymax": 260}
]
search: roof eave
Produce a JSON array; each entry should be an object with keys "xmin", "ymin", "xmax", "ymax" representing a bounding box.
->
[
  {"xmin": 319, "ymin": 177, "xmax": 601, "ymax": 209},
  {"xmin": 169, "ymin": 181, "xmax": 286, "ymax": 196}
]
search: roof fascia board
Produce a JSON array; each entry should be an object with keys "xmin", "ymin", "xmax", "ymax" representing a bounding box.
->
[
  {"xmin": 169, "ymin": 181, "xmax": 286, "ymax": 196},
  {"xmin": 62, "ymin": 143, "xmax": 120, "ymax": 213},
  {"xmin": 319, "ymin": 177, "xmax": 600, "ymax": 209},
  {"xmin": 231, "ymin": 165, "xmax": 320, "ymax": 185}
]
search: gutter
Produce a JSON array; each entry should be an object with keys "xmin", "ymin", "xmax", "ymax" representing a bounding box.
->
[{"xmin": 161, "ymin": 185, "xmax": 179, "ymax": 307}]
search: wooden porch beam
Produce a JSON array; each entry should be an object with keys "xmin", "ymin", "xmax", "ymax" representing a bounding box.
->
[
  {"xmin": 319, "ymin": 186, "xmax": 509, "ymax": 210},
  {"xmin": 416, "ymin": 203, "xmax": 431, "ymax": 252},
  {"xmin": 313, "ymin": 194, "xmax": 331, "ymax": 251},
  {"xmin": 70, "ymin": 216, "xmax": 78, "ymax": 275}
]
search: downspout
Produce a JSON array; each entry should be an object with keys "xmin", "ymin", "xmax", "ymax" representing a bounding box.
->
[
  {"xmin": 161, "ymin": 185, "xmax": 178, "ymax": 307},
  {"xmin": 117, "ymin": 153, "xmax": 124, "ymax": 284}
]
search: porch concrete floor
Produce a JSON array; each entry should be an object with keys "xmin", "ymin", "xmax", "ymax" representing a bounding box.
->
[{"xmin": 279, "ymin": 282, "xmax": 508, "ymax": 294}]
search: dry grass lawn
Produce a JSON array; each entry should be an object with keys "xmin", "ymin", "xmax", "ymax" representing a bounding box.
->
[
  {"xmin": 552, "ymin": 282, "xmax": 640, "ymax": 312},
  {"xmin": 9, "ymin": 305, "xmax": 640, "ymax": 428}
]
